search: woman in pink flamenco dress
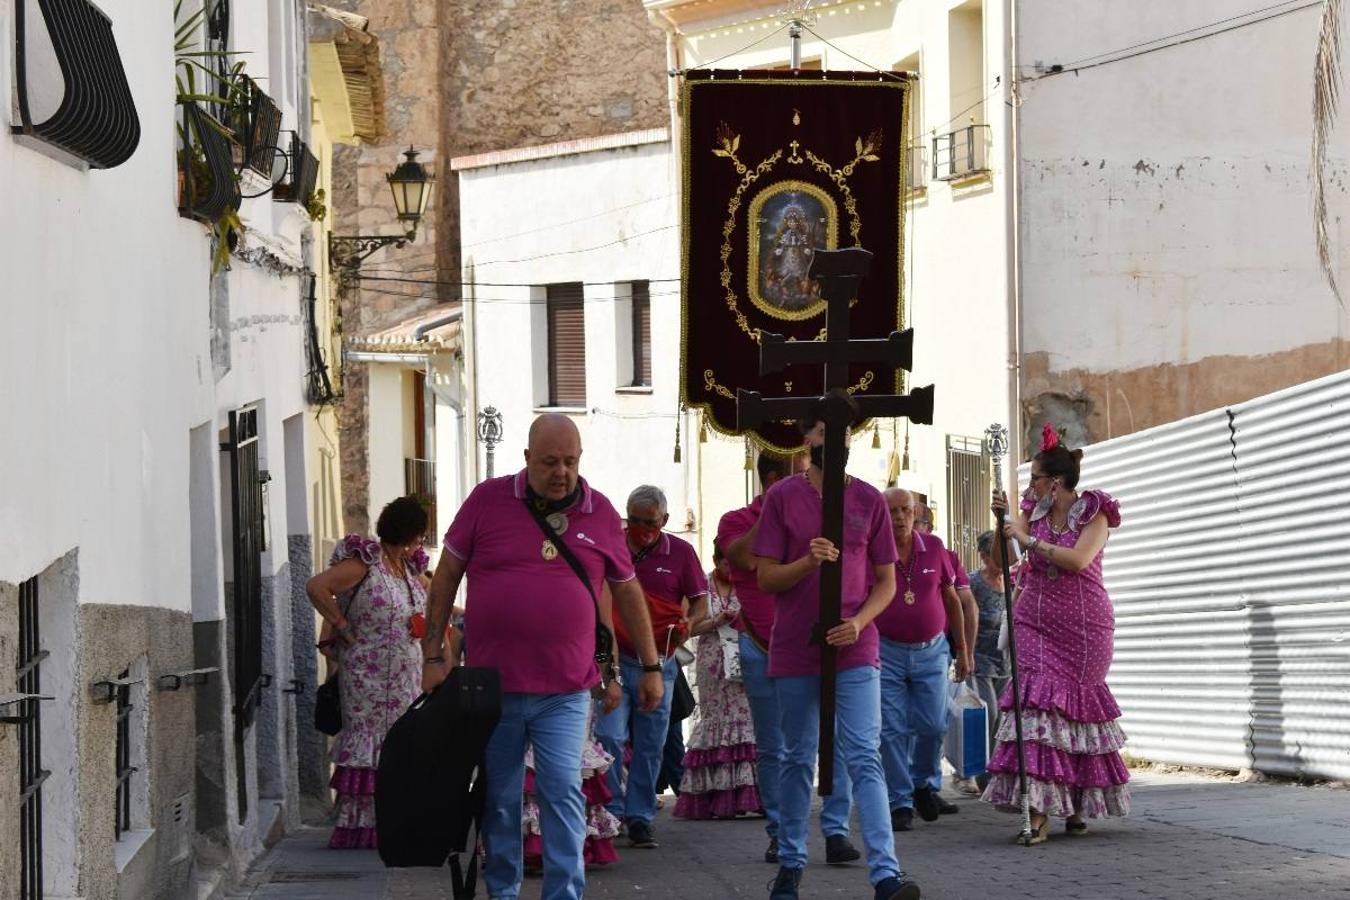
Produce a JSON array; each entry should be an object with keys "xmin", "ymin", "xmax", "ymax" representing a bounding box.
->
[
  {"xmin": 673, "ymin": 547, "xmax": 762, "ymax": 820},
  {"xmin": 306, "ymin": 497, "xmax": 430, "ymax": 850},
  {"xmin": 982, "ymin": 426, "xmax": 1130, "ymax": 842}
]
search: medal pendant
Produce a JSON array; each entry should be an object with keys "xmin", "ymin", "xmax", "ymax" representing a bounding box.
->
[
  {"xmin": 546, "ymin": 512, "xmax": 569, "ymax": 534},
  {"xmin": 1046, "ymin": 565, "xmax": 1059, "ymax": 582},
  {"xmin": 903, "ymin": 589, "xmax": 916, "ymax": 606},
  {"xmin": 541, "ymin": 540, "xmax": 558, "ymax": 561}
]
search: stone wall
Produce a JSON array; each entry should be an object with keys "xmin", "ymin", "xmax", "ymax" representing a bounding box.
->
[{"xmin": 329, "ymin": 0, "xmax": 668, "ymax": 530}]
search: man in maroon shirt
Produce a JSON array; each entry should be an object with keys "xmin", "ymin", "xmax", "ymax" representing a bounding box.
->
[
  {"xmin": 875, "ymin": 489, "xmax": 970, "ymax": 831},
  {"xmin": 719, "ymin": 454, "xmax": 860, "ymax": 868}
]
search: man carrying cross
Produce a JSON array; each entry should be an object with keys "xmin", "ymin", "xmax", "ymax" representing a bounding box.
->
[{"xmin": 751, "ymin": 394, "xmax": 921, "ymax": 900}]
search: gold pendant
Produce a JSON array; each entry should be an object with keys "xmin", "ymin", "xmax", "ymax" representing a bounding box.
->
[
  {"xmin": 541, "ymin": 540, "xmax": 558, "ymax": 561},
  {"xmin": 1046, "ymin": 565, "xmax": 1059, "ymax": 581},
  {"xmin": 904, "ymin": 589, "xmax": 916, "ymax": 605}
]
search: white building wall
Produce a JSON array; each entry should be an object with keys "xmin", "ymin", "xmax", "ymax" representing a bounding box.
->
[
  {"xmin": 664, "ymin": 0, "xmax": 1013, "ymax": 509},
  {"xmin": 458, "ymin": 137, "xmax": 744, "ymax": 556},
  {"xmin": 1014, "ymin": 0, "xmax": 1350, "ymax": 435}
]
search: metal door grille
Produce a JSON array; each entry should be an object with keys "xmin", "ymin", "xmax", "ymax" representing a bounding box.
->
[
  {"xmin": 945, "ymin": 435, "xmax": 990, "ymax": 574},
  {"xmin": 18, "ymin": 576, "xmax": 48, "ymax": 900},
  {"xmin": 114, "ymin": 668, "xmax": 133, "ymax": 840},
  {"xmin": 222, "ymin": 407, "xmax": 264, "ymax": 727}
]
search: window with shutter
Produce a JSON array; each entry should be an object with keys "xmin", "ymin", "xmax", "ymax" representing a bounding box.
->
[
  {"xmin": 547, "ymin": 283, "xmax": 587, "ymax": 406},
  {"xmin": 632, "ymin": 281, "xmax": 652, "ymax": 387}
]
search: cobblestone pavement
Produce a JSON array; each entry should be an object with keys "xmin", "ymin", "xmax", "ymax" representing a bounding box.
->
[{"xmin": 226, "ymin": 772, "xmax": 1350, "ymax": 899}]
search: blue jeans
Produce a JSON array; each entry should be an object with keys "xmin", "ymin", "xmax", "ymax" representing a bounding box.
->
[
  {"xmin": 739, "ymin": 633, "xmax": 852, "ymax": 839},
  {"xmin": 595, "ymin": 655, "xmax": 678, "ymax": 825},
  {"xmin": 776, "ymin": 667, "xmax": 900, "ymax": 885},
  {"xmin": 482, "ymin": 691, "xmax": 591, "ymax": 900},
  {"xmin": 879, "ymin": 634, "xmax": 951, "ymax": 810}
]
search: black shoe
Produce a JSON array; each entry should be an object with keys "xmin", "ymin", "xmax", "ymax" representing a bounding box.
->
[
  {"xmin": 913, "ymin": 787, "xmax": 940, "ymax": 822},
  {"xmin": 874, "ymin": 875, "xmax": 922, "ymax": 900},
  {"xmin": 934, "ymin": 791, "xmax": 959, "ymax": 815},
  {"xmin": 767, "ymin": 866, "xmax": 803, "ymax": 899},
  {"xmin": 764, "ymin": 835, "xmax": 779, "ymax": 863},
  {"xmin": 824, "ymin": 834, "xmax": 861, "ymax": 865},
  {"xmin": 891, "ymin": 807, "xmax": 914, "ymax": 831},
  {"xmin": 627, "ymin": 820, "xmax": 659, "ymax": 848}
]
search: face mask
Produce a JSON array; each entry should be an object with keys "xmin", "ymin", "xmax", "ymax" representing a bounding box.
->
[
  {"xmin": 627, "ymin": 524, "xmax": 662, "ymax": 548},
  {"xmin": 808, "ymin": 443, "xmax": 849, "ymax": 470}
]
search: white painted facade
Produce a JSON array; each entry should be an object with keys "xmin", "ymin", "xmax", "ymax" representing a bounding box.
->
[
  {"xmin": 0, "ymin": 0, "xmax": 315, "ymax": 895},
  {"xmin": 455, "ymin": 0, "xmax": 1016, "ymax": 556},
  {"xmin": 455, "ymin": 131, "xmax": 747, "ymax": 559},
  {"xmin": 1013, "ymin": 0, "xmax": 1350, "ymax": 435}
]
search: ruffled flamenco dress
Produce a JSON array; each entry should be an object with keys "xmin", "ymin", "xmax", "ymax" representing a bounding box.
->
[
  {"xmin": 326, "ymin": 535, "xmax": 428, "ymax": 849},
  {"xmin": 522, "ymin": 709, "xmax": 621, "ymax": 870},
  {"xmin": 981, "ymin": 490, "xmax": 1132, "ymax": 819},
  {"xmin": 673, "ymin": 607, "xmax": 762, "ymax": 820}
]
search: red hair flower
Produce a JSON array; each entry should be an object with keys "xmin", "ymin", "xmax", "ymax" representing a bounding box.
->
[{"xmin": 1040, "ymin": 422, "xmax": 1061, "ymax": 453}]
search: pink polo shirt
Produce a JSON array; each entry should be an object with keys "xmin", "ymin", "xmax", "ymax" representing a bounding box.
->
[
  {"xmin": 947, "ymin": 547, "xmax": 971, "ymax": 590},
  {"xmin": 443, "ymin": 470, "xmax": 635, "ymax": 694},
  {"xmin": 874, "ymin": 531, "xmax": 955, "ymax": 644},
  {"xmin": 716, "ymin": 496, "xmax": 778, "ymax": 645},
  {"xmin": 623, "ymin": 532, "xmax": 707, "ymax": 658},
  {"xmin": 751, "ymin": 473, "xmax": 898, "ymax": 677}
]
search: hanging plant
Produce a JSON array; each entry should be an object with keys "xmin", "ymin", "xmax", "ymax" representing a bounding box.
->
[{"xmin": 305, "ymin": 187, "xmax": 328, "ymax": 223}]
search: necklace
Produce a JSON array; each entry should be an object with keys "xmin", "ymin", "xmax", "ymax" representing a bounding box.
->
[{"xmin": 897, "ymin": 541, "xmax": 918, "ymax": 605}]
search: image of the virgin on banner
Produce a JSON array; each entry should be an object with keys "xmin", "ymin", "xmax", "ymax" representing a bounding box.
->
[{"xmin": 679, "ymin": 70, "xmax": 912, "ymax": 452}]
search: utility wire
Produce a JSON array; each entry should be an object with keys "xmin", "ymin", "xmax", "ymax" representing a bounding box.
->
[
  {"xmin": 674, "ymin": 21, "xmax": 794, "ymax": 73},
  {"xmin": 1022, "ymin": 0, "xmax": 1320, "ymax": 82}
]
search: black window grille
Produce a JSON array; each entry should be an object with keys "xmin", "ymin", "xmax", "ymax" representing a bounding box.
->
[
  {"xmin": 12, "ymin": 0, "xmax": 141, "ymax": 168},
  {"xmin": 221, "ymin": 408, "xmax": 264, "ymax": 728},
  {"xmin": 275, "ymin": 132, "xmax": 318, "ymax": 205},
  {"xmin": 235, "ymin": 77, "xmax": 282, "ymax": 178},
  {"xmin": 18, "ymin": 576, "xmax": 48, "ymax": 900},
  {"xmin": 631, "ymin": 281, "xmax": 651, "ymax": 387},
  {"xmin": 113, "ymin": 667, "xmax": 134, "ymax": 840}
]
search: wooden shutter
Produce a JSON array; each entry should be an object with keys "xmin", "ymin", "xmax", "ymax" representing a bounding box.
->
[
  {"xmin": 632, "ymin": 281, "xmax": 652, "ymax": 387},
  {"xmin": 547, "ymin": 283, "xmax": 587, "ymax": 406}
]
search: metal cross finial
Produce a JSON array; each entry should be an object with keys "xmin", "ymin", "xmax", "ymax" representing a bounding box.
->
[
  {"xmin": 780, "ymin": 0, "xmax": 818, "ymax": 21},
  {"xmin": 985, "ymin": 422, "xmax": 1009, "ymax": 487},
  {"xmin": 478, "ymin": 407, "xmax": 504, "ymax": 480}
]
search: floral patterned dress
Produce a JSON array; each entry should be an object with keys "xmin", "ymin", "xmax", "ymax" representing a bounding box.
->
[
  {"xmin": 981, "ymin": 490, "xmax": 1131, "ymax": 819},
  {"xmin": 673, "ymin": 573, "xmax": 762, "ymax": 819},
  {"xmin": 328, "ymin": 535, "xmax": 429, "ymax": 849}
]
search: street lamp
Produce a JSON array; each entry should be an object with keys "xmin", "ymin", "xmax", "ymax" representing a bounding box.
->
[
  {"xmin": 329, "ymin": 147, "xmax": 436, "ymax": 280},
  {"xmin": 477, "ymin": 407, "xmax": 504, "ymax": 480}
]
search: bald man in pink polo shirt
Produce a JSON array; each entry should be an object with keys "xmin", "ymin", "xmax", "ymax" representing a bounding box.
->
[{"xmin": 423, "ymin": 415, "xmax": 663, "ymax": 900}]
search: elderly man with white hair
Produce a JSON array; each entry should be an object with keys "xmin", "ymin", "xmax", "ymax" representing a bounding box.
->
[{"xmin": 596, "ymin": 483, "xmax": 707, "ymax": 850}]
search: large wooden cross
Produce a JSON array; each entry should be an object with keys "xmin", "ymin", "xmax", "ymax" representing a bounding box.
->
[{"xmin": 737, "ymin": 247, "xmax": 934, "ymax": 794}]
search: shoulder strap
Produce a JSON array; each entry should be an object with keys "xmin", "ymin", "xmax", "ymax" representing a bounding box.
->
[{"xmin": 523, "ymin": 500, "xmax": 599, "ymax": 612}]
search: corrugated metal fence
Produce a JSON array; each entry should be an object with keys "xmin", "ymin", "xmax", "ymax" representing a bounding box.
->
[{"xmin": 1024, "ymin": 370, "xmax": 1350, "ymax": 779}]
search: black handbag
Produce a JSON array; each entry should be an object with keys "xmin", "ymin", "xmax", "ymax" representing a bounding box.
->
[
  {"xmin": 314, "ymin": 675, "xmax": 342, "ymax": 736},
  {"xmin": 670, "ymin": 667, "xmax": 697, "ymax": 722},
  {"xmin": 313, "ymin": 571, "xmax": 367, "ymax": 736}
]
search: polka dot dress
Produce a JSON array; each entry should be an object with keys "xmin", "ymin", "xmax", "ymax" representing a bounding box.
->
[{"xmin": 981, "ymin": 490, "xmax": 1131, "ymax": 819}]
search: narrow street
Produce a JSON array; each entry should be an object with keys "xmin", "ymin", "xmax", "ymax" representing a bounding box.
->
[{"xmin": 227, "ymin": 772, "xmax": 1350, "ymax": 899}]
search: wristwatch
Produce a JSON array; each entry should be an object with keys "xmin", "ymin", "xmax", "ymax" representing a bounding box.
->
[{"xmin": 640, "ymin": 661, "xmax": 664, "ymax": 673}]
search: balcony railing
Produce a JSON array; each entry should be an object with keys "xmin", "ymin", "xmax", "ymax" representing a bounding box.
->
[
  {"xmin": 932, "ymin": 123, "xmax": 991, "ymax": 182},
  {"xmin": 404, "ymin": 458, "xmax": 437, "ymax": 547},
  {"xmin": 274, "ymin": 131, "xmax": 318, "ymax": 205},
  {"xmin": 234, "ymin": 76, "xmax": 283, "ymax": 179},
  {"xmin": 906, "ymin": 142, "xmax": 928, "ymax": 193}
]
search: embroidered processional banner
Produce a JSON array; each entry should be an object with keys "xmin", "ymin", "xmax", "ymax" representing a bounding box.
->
[{"xmin": 679, "ymin": 70, "xmax": 911, "ymax": 452}]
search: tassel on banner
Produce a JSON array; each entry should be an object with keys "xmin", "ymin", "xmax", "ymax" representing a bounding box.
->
[
  {"xmin": 699, "ymin": 416, "xmax": 709, "ymax": 443},
  {"xmin": 744, "ymin": 437, "xmax": 754, "ymax": 471},
  {"xmin": 673, "ymin": 403, "xmax": 683, "ymax": 463},
  {"xmin": 871, "ymin": 421, "xmax": 882, "ymax": 449}
]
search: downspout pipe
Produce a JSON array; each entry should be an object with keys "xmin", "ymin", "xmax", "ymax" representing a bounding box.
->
[{"xmin": 1003, "ymin": 0, "xmax": 1025, "ymax": 468}]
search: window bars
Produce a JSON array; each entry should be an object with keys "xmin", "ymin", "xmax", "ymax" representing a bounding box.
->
[
  {"xmin": 945, "ymin": 435, "xmax": 991, "ymax": 574},
  {"xmin": 221, "ymin": 408, "xmax": 264, "ymax": 729},
  {"xmin": 113, "ymin": 667, "xmax": 134, "ymax": 841},
  {"xmin": 17, "ymin": 576, "xmax": 48, "ymax": 900}
]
